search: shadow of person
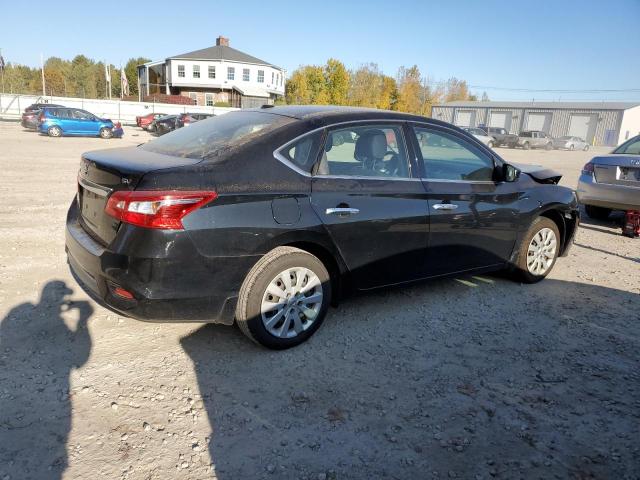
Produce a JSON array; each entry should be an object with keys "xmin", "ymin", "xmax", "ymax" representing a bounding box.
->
[
  {"xmin": 0, "ymin": 280, "xmax": 93, "ymax": 479},
  {"xmin": 181, "ymin": 277, "xmax": 640, "ymax": 480}
]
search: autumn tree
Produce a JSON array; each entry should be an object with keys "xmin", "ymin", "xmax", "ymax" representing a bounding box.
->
[
  {"xmin": 324, "ymin": 58, "xmax": 349, "ymax": 105},
  {"xmin": 395, "ymin": 65, "xmax": 422, "ymax": 114}
]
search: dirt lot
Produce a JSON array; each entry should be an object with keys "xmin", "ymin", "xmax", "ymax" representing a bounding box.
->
[{"xmin": 0, "ymin": 121, "xmax": 638, "ymax": 480}]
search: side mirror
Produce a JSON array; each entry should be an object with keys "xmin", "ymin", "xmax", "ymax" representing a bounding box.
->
[{"xmin": 503, "ymin": 163, "xmax": 520, "ymax": 182}]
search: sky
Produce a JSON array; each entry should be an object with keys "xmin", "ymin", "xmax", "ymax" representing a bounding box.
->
[{"xmin": 2, "ymin": 0, "xmax": 639, "ymax": 101}]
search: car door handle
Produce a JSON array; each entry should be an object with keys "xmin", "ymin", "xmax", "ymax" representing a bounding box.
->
[
  {"xmin": 326, "ymin": 207, "xmax": 360, "ymax": 216},
  {"xmin": 432, "ymin": 203, "xmax": 459, "ymax": 210}
]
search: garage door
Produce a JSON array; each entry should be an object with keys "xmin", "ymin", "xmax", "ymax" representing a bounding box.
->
[
  {"xmin": 489, "ymin": 111, "xmax": 512, "ymax": 130},
  {"xmin": 568, "ymin": 114, "xmax": 597, "ymax": 143},
  {"xmin": 455, "ymin": 110, "xmax": 475, "ymax": 127},
  {"xmin": 527, "ymin": 112, "xmax": 552, "ymax": 132}
]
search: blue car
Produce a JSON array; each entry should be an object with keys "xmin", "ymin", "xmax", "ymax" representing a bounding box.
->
[{"xmin": 38, "ymin": 107, "xmax": 124, "ymax": 138}]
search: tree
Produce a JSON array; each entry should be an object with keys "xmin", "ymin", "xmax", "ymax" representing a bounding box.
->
[
  {"xmin": 481, "ymin": 91, "xmax": 489, "ymax": 101},
  {"xmin": 395, "ymin": 65, "xmax": 422, "ymax": 114},
  {"xmin": 378, "ymin": 75, "xmax": 397, "ymax": 110},
  {"xmin": 444, "ymin": 77, "xmax": 470, "ymax": 102},
  {"xmin": 125, "ymin": 57, "xmax": 150, "ymax": 97},
  {"xmin": 285, "ymin": 68, "xmax": 311, "ymax": 104},
  {"xmin": 324, "ymin": 58, "xmax": 349, "ymax": 105},
  {"xmin": 348, "ymin": 63, "xmax": 385, "ymax": 108}
]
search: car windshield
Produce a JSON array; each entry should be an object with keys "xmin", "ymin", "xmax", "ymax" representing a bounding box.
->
[
  {"xmin": 613, "ymin": 136, "xmax": 640, "ymax": 155},
  {"xmin": 141, "ymin": 111, "xmax": 295, "ymax": 159}
]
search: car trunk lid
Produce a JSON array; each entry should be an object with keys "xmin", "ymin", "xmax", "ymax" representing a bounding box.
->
[
  {"xmin": 77, "ymin": 147, "xmax": 203, "ymax": 245},
  {"xmin": 592, "ymin": 155, "xmax": 640, "ymax": 187}
]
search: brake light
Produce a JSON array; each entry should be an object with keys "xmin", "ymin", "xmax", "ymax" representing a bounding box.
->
[
  {"xmin": 105, "ymin": 190, "xmax": 217, "ymax": 229},
  {"xmin": 582, "ymin": 162, "xmax": 595, "ymax": 175}
]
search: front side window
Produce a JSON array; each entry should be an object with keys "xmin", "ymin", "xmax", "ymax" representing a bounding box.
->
[
  {"xmin": 193, "ymin": 65, "xmax": 200, "ymax": 78},
  {"xmin": 257, "ymin": 70, "xmax": 264, "ymax": 83},
  {"xmin": 316, "ymin": 124, "xmax": 410, "ymax": 178},
  {"xmin": 243, "ymin": 68, "xmax": 250, "ymax": 81},
  {"xmin": 205, "ymin": 93, "xmax": 214, "ymax": 106},
  {"xmin": 178, "ymin": 65, "xmax": 185, "ymax": 77},
  {"xmin": 414, "ymin": 126, "xmax": 495, "ymax": 182},
  {"xmin": 208, "ymin": 65, "xmax": 216, "ymax": 79},
  {"xmin": 227, "ymin": 67, "xmax": 235, "ymax": 81}
]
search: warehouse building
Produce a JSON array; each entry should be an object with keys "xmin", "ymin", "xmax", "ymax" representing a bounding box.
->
[{"xmin": 431, "ymin": 101, "xmax": 640, "ymax": 146}]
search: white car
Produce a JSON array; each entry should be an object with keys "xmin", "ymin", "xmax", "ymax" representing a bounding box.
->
[{"xmin": 463, "ymin": 127, "xmax": 495, "ymax": 148}]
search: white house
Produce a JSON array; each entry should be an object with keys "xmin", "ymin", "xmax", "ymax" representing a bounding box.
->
[{"xmin": 137, "ymin": 36, "xmax": 285, "ymax": 108}]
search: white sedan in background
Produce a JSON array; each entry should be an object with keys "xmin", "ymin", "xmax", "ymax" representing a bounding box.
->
[
  {"xmin": 463, "ymin": 127, "xmax": 495, "ymax": 148},
  {"xmin": 553, "ymin": 135, "xmax": 590, "ymax": 151}
]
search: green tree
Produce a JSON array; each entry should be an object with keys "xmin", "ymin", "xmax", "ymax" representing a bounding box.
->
[
  {"xmin": 285, "ymin": 68, "xmax": 311, "ymax": 104},
  {"xmin": 395, "ymin": 65, "xmax": 422, "ymax": 114},
  {"xmin": 324, "ymin": 58, "xmax": 349, "ymax": 105},
  {"xmin": 125, "ymin": 57, "xmax": 150, "ymax": 97}
]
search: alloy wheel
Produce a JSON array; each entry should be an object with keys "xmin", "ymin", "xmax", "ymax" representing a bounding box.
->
[
  {"xmin": 261, "ymin": 267, "xmax": 323, "ymax": 339},
  {"xmin": 526, "ymin": 227, "xmax": 557, "ymax": 275}
]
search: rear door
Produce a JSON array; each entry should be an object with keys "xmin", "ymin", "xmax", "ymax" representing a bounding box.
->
[
  {"xmin": 411, "ymin": 124, "xmax": 520, "ymax": 275},
  {"xmin": 309, "ymin": 122, "xmax": 430, "ymax": 289}
]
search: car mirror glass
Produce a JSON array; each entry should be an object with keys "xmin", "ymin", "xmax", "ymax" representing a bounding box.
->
[{"xmin": 503, "ymin": 164, "xmax": 519, "ymax": 182}]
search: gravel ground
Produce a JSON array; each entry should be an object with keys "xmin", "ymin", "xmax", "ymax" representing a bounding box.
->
[{"xmin": 0, "ymin": 121, "xmax": 638, "ymax": 480}]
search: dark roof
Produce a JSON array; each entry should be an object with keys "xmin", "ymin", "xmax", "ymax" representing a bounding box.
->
[
  {"xmin": 244, "ymin": 105, "xmax": 443, "ymax": 126},
  {"xmin": 170, "ymin": 44, "xmax": 276, "ymax": 67},
  {"xmin": 435, "ymin": 101, "xmax": 640, "ymax": 110}
]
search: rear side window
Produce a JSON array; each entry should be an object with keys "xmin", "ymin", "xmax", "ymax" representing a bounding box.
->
[
  {"xmin": 142, "ymin": 111, "xmax": 295, "ymax": 159},
  {"xmin": 520, "ymin": 132, "xmax": 531, "ymax": 137},
  {"xmin": 278, "ymin": 131, "xmax": 323, "ymax": 173},
  {"xmin": 316, "ymin": 124, "xmax": 410, "ymax": 178},
  {"xmin": 414, "ymin": 126, "xmax": 495, "ymax": 182}
]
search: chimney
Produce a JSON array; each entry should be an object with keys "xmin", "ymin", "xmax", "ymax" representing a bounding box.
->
[{"xmin": 216, "ymin": 36, "xmax": 229, "ymax": 47}]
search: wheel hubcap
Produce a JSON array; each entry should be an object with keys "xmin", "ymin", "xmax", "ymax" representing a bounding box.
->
[
  {"xmin": 261, "ymin": 267, "xmax": 323, "ymax": 339},
  {"xmin": 527, "ymin": 227, "xmax": 557, "ymax": 275}
]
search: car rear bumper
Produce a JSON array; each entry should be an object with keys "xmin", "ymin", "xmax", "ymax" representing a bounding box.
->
[
  {"xmin": 65, "ymin": 201, "xmax": 258, "ymax": 324},
  {"xmin": 577, "ymin": 173, "xmax": 640, "ymax": 211}
]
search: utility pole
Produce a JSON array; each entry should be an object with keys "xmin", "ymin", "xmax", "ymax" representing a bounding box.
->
[{"xmin": 40, "ymin": 53, "xmax": 46, "ymax": 96}]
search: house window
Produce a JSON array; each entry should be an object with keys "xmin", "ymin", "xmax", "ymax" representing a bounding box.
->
[
  {"xmin": 205, "ymin": 93, "xmax": 214, "ymax": 106},
  {"xmin": 227, "ymin": 67, "xmax": 235, "ymax": 81},
  {"xmin": 193, "ymin": 65, "xmax": 200, "ymax": 78},
  {"xmin": 276, "ymin": 73, "xmax": 280, "ymax": 86},
  {"xmin": 178, "ymin": 65, "xmax": 185, "ymax": 78},
  {"xmin": 188, "ymin": 92, "xmax": 197, "ymax": 105},
  {"xmin": 271, "ymin": 72, "xmax": 274, "ymax": 84},
  {"xmin": 243, "ymin": 68, "xmax": 250, "ymax": 82},
  {"xmin": 208, "ymin": 65, "xmax": 216, "ymax": 79},
  {"xmin": 257, "ymin": 70, "xmax": 264, "ymax": 83}
]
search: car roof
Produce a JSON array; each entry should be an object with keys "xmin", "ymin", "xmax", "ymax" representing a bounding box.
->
[{"xmin": 244, "ymin": 105, "xmax": 449, "ymax": 128}]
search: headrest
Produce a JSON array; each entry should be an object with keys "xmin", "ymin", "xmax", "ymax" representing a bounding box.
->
[{"xmin": 355, "ymin": 130, "xmax": 387, "ymax": 161}]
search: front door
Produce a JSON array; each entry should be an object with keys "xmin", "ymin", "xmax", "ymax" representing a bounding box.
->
[
  {"xmin": 310, "ymin": 122, "xmax": 430, "ymax": 289},
  {"xmin": 72, "ymin": 109, "xmax": 98, "ymax": 134},
  {"xmin": 411, "ymin": 124, "xmax": 520, "ymax": 276}
]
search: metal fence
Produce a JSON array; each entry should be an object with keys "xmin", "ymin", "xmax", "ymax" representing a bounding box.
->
[{"xmin": 0, "ymin": 93, "xmax": 239, "ymax": 125}]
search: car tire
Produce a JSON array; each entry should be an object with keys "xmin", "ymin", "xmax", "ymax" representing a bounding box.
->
[
  {"xmin": 235, "ymin": 246, "xmax": 331, "ymax": 349},
  {"xmin": 569, "ymin": 144, "xmax": 575, "ymax": 151},
  {"xmin": 523, "ymin": 142, "xmax": 530, "ymax": 150},
  {"xmin": 513, "ymin": 216, "xmax": 560, "ymax": 283},
  {"xmin": 487, "ymin": 140, "xmax": 494, "ymax": 148},
  {"xmin": 583, "ymin": 145, "xmax": 589, "ymax": 151},
  {"xmin": 509, "ymin": 143, "xmax": 516, "ymax": 149},
  {"xmin": 48, "ymin": 126, "xmax": 62, "ymax": 137},
  {"xmin": 584, "ymin": 205, "xmax": 611, "ymax": 220},
  {"xmin": 99, "ymin": 127, "xmax": 113, "ymax": 139}
]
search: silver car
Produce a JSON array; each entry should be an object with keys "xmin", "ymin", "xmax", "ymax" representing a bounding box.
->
[
  {"xmin": 553, "ymin": 136, "xmax": 590, "ymax": 151},
  {"xmin": 577, "ymin": 135, "xmax": 640, "ymax": 219},
  {"xmin": 463, "ymin": 127, "xmax": 495, "ymax": 148}
]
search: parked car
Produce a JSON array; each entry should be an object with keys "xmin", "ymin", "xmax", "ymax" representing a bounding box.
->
[
  {"xmin": 66, "ymin": 106, "xmax": 579, "ymax": 349},
  {"xmin": 553, "ymin": 136, "xmax": 589, "ymax": 151},
  {"xmin": 463, "ymin": 127, "xmax": 495, "ymax": 148},
  {"xmin": 177, "ymin": 112, "xmax": 215, "ymax": 128},
  {"xmin": 21, "ymin": 110, "xmax": 41, "ymax": 130},
  {"xmin": 38, "ymin": 107, "xmax": 123, "ymax": 138},
  {"xmin": 577, "ymin": 134, "xmax": 640, "ymax": 219},
  {"xmin": 478, "ymin": 126, "xmax": 519, "ymax": 148},
  {"xmin": 24, "ymin": 102, "xmax": 64, "ymax": 112},
  {"xmin": 136, "ymin": 113, "xmax": 166, "ymax": 130},
  {"xmin": 153, "ymin": 114, "xmax": 179, "ymax": 136},
  {"xmin": 517, "ymin": 130, "xmax": 554, "ymax": 150}
]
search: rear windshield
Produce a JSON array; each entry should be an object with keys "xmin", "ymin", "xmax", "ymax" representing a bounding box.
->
[
  {"xmin": 613, "ymin": 136, "xmax": 640, "ymax": 155},
  {"xmin": 142, "ymin": 111, "xmax": 294, "ymax": 159}
]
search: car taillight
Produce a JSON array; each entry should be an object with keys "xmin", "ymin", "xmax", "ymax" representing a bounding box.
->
[
  {"xmin": 105, "ymin": 190, "xmax": 217, "ymax": 230},
  {"xmin": 38, "ymin": 112, "xmax": 45, "ymax": 122},
  {"xmin": 582, "ymin": 162, "xmax": 595, "ymax": 175}
]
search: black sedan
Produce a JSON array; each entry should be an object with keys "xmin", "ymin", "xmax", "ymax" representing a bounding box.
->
[
  {"xmin": 152, "ymin": 114, "xmax": 179, "ymax": 136},
  {"xmin": 66, "ymin": 106, "xmax": 579, "ymax": 349}
]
